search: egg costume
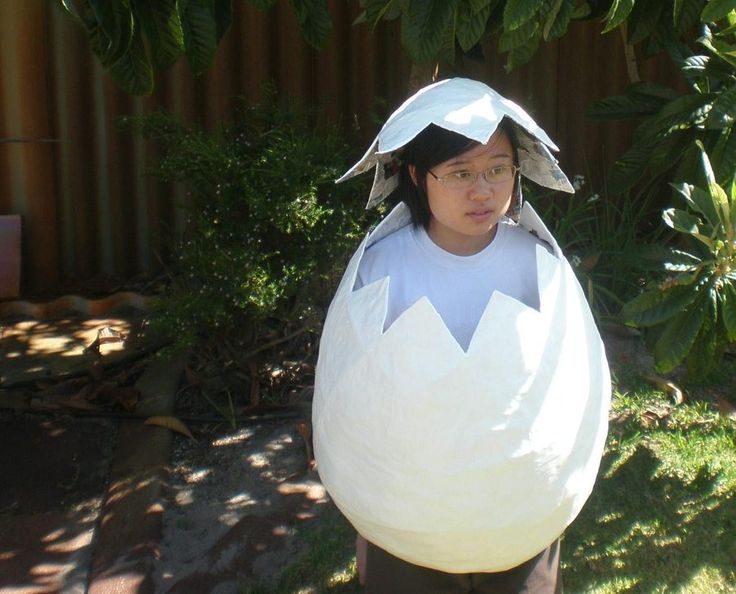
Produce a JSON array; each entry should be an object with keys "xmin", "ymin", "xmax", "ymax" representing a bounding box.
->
[{"xmin": 313, "ymin": 78, "xmax": 611, "ymax": 573}]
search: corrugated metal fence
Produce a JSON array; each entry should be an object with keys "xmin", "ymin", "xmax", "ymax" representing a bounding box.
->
[{"xmin": 0, "ymin": 1, "xmax": 680, "ymax": 296}]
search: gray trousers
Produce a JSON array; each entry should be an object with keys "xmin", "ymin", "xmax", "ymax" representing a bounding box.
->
[{"xmin": 364, "ymin": 539, "xmax": 563, "ymax": 594}]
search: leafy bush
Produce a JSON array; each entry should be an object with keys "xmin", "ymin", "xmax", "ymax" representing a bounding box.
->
[
  {"xmin": 132, "ymin": 100, "xmax": 372, "ymax": 353},
  {"xmin": 586, "ymin": 17, "xmax": 736, "ymax": 194},
  {"xmin": 622, "ymin": 143, "xmax": 736, "ymax": 378},
  {"xmin": 529, "ymin": 178, "xmax": 663, "ymax": 323}
]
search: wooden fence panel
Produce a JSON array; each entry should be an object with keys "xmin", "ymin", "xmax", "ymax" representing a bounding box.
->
[{"xmin": 0, "ymin": 1, "xmax": 680, "ymax": 296}]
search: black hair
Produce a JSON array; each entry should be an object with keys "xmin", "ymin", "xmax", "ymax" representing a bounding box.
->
[{"xmin": 391, "ymin": 119, "xmax": 519, "ymax": 228}]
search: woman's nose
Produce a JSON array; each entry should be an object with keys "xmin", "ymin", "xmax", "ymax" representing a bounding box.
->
[{"xmin": 469, "ymin": 176, "xmax": 496, "ymax": 201}]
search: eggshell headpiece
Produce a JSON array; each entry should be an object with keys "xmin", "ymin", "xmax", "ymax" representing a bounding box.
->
[{"xmin": 337, "ymin": 77, "xmax": 575, "ymax": 207}]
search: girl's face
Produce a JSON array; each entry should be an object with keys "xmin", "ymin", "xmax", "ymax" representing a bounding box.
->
[{"xmin": 417, "ymin": 129, "xmax": 515, "ymax": 256}]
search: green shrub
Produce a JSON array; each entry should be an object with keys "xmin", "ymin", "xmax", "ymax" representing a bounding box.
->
[
  {"xmin": 133, "ymin": 100, "xmax": 372, "ymax": 352},
  {"xmin": 529, "ymin": 178, "xmax": 664, "ymax": 323},
  {"xmin": 622, "ymin": 143, "xmax": 736, "ymax": 378}
]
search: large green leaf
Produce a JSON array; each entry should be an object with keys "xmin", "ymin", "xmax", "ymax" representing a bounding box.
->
[
  {"xmin": 699, "ymin": 29, "xmax": 736, "ymax": 67},
  {"xmin": 543, "ymin": 0, "xmax": 576, "ymax": 40},
  {"xmin": 671, "ymin": 182, "xmax": 721, "ymax": 227},
  {"xmin": 602, "ymin": 0, "xmax": 635, "ymax": 34},
  {"xmin": 107, "ymin": 22, "xmax": 153, "ymax": 95},
  {"xmin": 505, "ymin": 29, "xmax": 541, "ymax": 70},
  {"xmin": 214, "ymin": 0, "xmax": 232, "ymax": 41},
  {"xmin": 88, "ymin": 0, "xmax": 135, "ymax": 65},
  {"xmin": 60, "ymin": 0, "xmax": 85, "ymax": 23},
  {"xmin": 711, "ymin": 124, "xmax": 736, "ymax": 181},
  {"xmin": 696, "ymin": 142, "xmax": 731, "ymax": 226},
  {"xmin": 608, "ymin": 142, "xmax": 656, "ymax": 193},
  {"xmin": 630, "ymin": 81, "xmax": 681, "ymax": 104},
  {"xmin": 362, "ymin": 0, "xmax": 407, "ymax": 26},
  {"xmin": 647, "ymin": 132, "xmax": 691, "ymax": 177},
  {"xmin": 291, "ymin": 0, "xmax": 332, "ymax": 49},
  {"xmin": 627, "ymin": 0, "xmax": 664, "ymax": 45},
  {"xmin": 676, "ymin": 0, "xmax": 707, "ymax": 34},
  {"xmin": 498, "ymin": 13, "xmax": 539, "ymax": 51},
  {"xmin": 586, "ymin": 89, "xmax": 663, "ymax": 120},
  {"xmin": 723, "ymin": 282, "xmax": 736, "ymax": 339},
  {"xmin": 456, "ymin": 0, "xmax": 493, "ymax": 51},
  {"xmin": 662, "ymin": 207, "xmax": 705, "ymax": 236},
  {"xmin": 686, "ymin": 289, "xmax": 719, "ymax": 377},
  {"xmin": 438, "ymin": 9, "xmax": 457, "ymax": 63},
  {"xmin": 247, "ymin": 0, "xmax": 277, "ymax": 10},
  {"xmin": 701, "ymin": 0, "xmax": 736, "ymax": 23},
  {"xmin": 705, "ymin": 81, "xmax": 736, "ymax": 128},
  {"xmin": 132, "ymin": 0, "xmax": 184, "ymax": 70},
  {"xmin": 635, "ymin": 93, "xmax": 713, "ymax": 142},
  {"xmin": 401, "ymin": 0, "xmax": 458, "ymax": 63},
  {"xmin": 622, "ymin": 281, "xmax": 706, "ymax": 327},
  {"xmin": 654, "ymin": 291, "xmax": 710, "ymax": 372},
  {"xmin": 179, "ymin": 0, "xmax": 218, "ymax": 74},
  {"xmin": 503, "ymin": 0, "xmax": 542, "ymax": 30}
]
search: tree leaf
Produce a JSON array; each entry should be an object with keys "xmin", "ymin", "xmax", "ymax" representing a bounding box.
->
[
  {"xmin": 711, "ymin": 124, "xmax": 736, "ymax": 182},
  {"xmin": 499, "ymin": 17, "xmax": 539, "ymax": 51},
  {"xmin": 699, "ymin": 31, "xmax": 736, "ymax": 68},
  {"xmin": 722, "ymin": 282, "xmax": 736, "ymax": 340},
  {"xmin": 662, "ymin": 207, "xmax": 704, "ymax": 236},
  {"xmin": 145, "ymin": 415, "xmax": 197, "ymax": 440},
  {"xmin": 705, "ymin": 81, "xmax": 736, "ymax": 129},
  {"xmin": 630, "ymin": 81, "xmax": 681, "ymax": 104},
  {"xmin": 456, "ymin": 0, "xmax": 493, "ymax": 51},
  {"xmin": 131, "ymin": 0, "xmax": 184, "ymax": 70},
  {"xmin": 622, "ymin": 282, "xmax": 705, "ymax": 327},
  {"xmin": 503, "ymin": 0, "xmax": 542, "ymax": 30},
  {"xmin": 654, "ymin": 291, "xmax": 709, "ymax": 372},
  {"xmin": 247, "ymin": 0, "xmax": 277, "ymax": 10},
  {"xmin": 214, "ymin": 0, "xmax": 233, "ymax": 41},
  {"xmin": 505, "ymin": 30, "xmax": 540, "ymax": 70},
  {"xmin": 571, "ymin": 1, "xmax": 592, "ymax": 19},
  {"xmin": 675, "ymin": 0, "xmax": 707, "ymax": 34},
  {"xmin": 647, "ymin": 132, "xmax": 690, "ymax": 178},
  {"xmin": 671, "ymin": 182, "xmax": 721, "ymax": 227},
  {"xmin": 627, "ymin": 0, "xmax": 664, "ymax": 45},
  {"xmin": 179, "ymin": 0, "xmax": 218, "ymax": 74},
  {"xmin": 543, "ymin": 0, "xmax": 576, "ymax": 40},
  {"xmin": 439, "ymin": 8, "xmax": 457, "ymax": 63},
  {"xmin": 685, "ymin": 288, "xmax": 719, "ymax": 377},
  {"xmin": 107, "ymin": 23, "xmax": 154, "ymax": 95},
  {"xmin": 701, "ymin": 0, "xmax": 736, "ymax": 23},
  {"xmin": 363, "ymin": 0, "xmax": 408, "ymax": 25},
  {"xmin": 602, "ymin": 0, "xmax": 635, "ymax": 34},
  {"xmin": 401, "ymin": 0, "xmax": 459, "ymax": 63},
  {"xmin": 636, "ymin": 93, "xmax": 713, "ymax": 142},
  {"xmin": 88, "ymin": 0, "xmax": 135, "ymax": 65},
  {"xmin": 608, "ymin": 142, "xmax": 655, "ymax": 193},
  {"xmin": 291, "ymin": 0, "xmax": 332, "ymax": 49},
  {"xmin": 585, "ymin": 92, "xmax": 662, "ymax": 120}
]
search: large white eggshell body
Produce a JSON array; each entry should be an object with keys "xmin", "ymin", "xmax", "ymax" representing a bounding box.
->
[{"xmin": 313, "ymin": 202, "xmax": 611, "ymax": 573}]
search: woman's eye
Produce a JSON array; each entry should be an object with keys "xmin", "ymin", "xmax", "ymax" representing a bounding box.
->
[{"xmin": 451, "ymin": 170, "xmax": 474, "ymax": 180}]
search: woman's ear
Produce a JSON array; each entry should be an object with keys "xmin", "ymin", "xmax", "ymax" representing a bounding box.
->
[{"xmin": 408, "ymin": 164, "xmax": 418, "ymax": 186}]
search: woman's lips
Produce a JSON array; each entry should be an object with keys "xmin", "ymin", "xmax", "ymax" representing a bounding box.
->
[{"xmin": 467, "ymin": 209, "xmax": 493, "ymax": 221}]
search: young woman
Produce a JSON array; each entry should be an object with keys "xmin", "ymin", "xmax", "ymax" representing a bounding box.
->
[{"xmin": 313, "ymin": 78, "xmax": 611, "ymax": 594}]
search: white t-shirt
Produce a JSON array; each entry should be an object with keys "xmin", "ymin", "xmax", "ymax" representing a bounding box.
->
[{"xmin": 355, "ymin": 219, "xmax": 547, "ymax": 351}]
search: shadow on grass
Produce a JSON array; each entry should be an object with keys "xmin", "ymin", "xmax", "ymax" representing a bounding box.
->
[{"xmin": 563, "ymin": 443, "xmax": 736, "ymax": 593}]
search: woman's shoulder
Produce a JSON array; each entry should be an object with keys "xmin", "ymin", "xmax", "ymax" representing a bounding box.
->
[
  {"xmin": 356, "ymin": 224, "xmax": 415, "ymax": 288},
  {"xmin": 501, "ymin": 219, "xmax": 554, "ymax": 255}
]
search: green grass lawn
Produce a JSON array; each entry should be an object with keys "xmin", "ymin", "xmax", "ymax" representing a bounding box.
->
[{"xmin": 243, "ymin": 359, "xmax": 736, "ymax": 594}]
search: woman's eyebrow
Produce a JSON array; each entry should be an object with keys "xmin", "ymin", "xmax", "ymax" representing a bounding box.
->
[{"xmin": 444, "ymin": 153, "xmax": 514, "ymax": 166}]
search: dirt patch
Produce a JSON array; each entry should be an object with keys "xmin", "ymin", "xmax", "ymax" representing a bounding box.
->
[{"xmin": 153, "ymin": 420, "xmax": 331, "ymax": 594}]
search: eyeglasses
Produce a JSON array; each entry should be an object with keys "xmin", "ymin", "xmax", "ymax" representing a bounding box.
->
[{"xmin": 427, "ymin": 165, "xmax": 520, "ymax": 190}]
